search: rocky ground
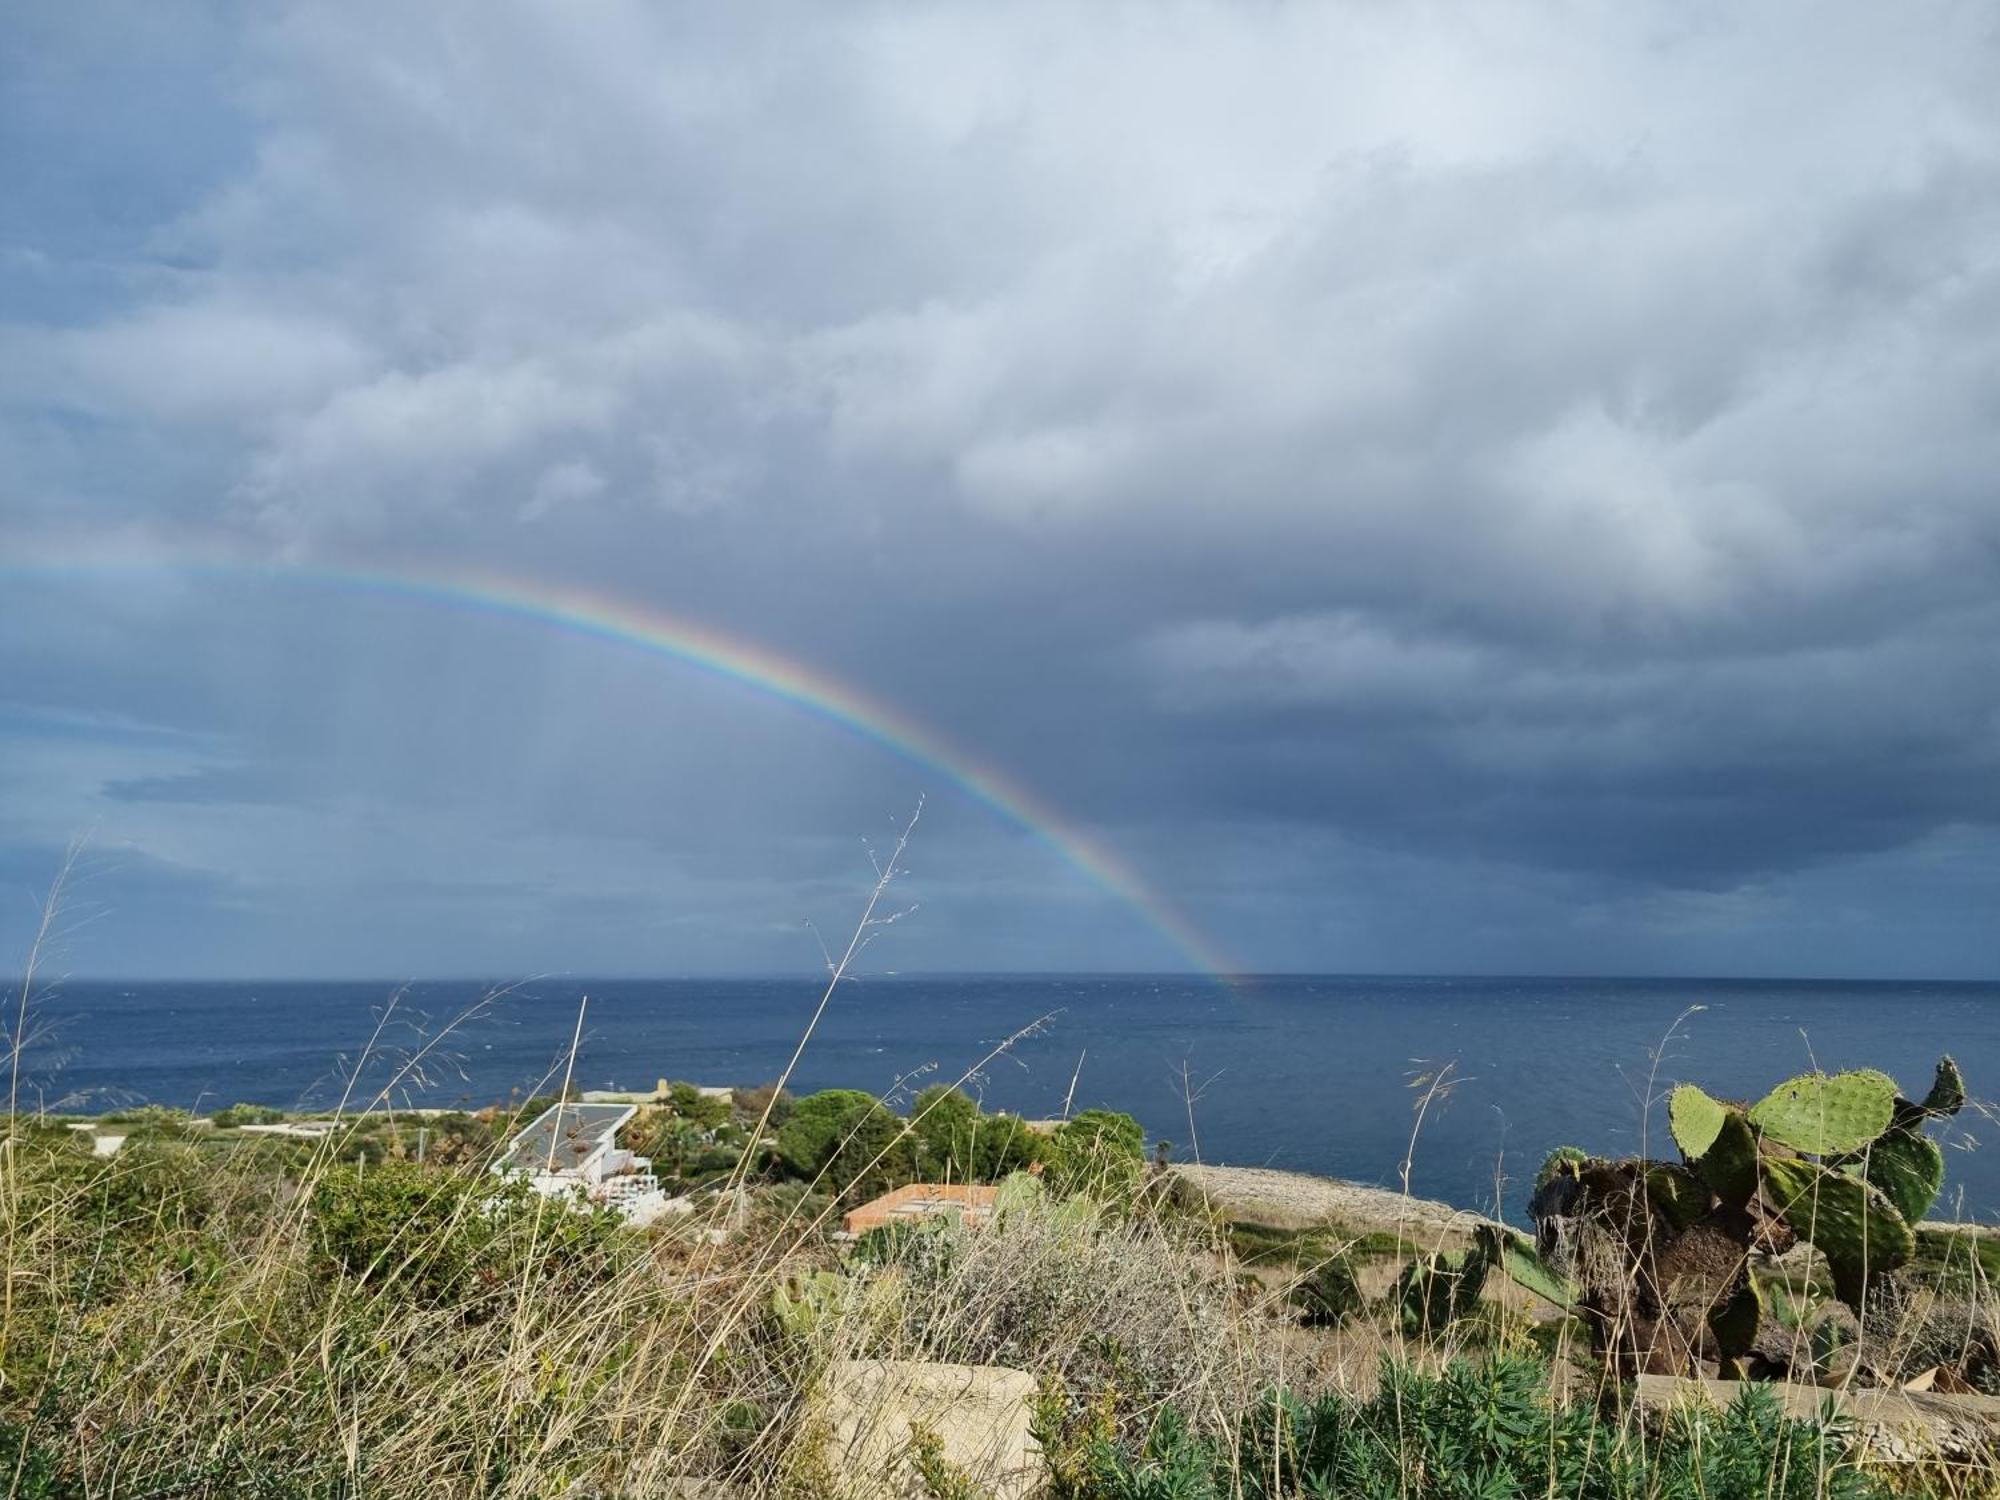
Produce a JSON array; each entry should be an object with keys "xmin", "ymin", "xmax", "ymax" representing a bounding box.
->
[{"xmin": 1165, "ymin": 1161, "xmax": 1495, "ymax": 1241}]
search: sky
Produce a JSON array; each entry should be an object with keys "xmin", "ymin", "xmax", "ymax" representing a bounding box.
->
[{"xmin": 3, "ymin": 3, "xmax": 1999, "ymax": 980}]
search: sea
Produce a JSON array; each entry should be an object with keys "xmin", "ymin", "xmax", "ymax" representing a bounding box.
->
[{"xmin": 20, "ymin": 974, "xmax": 2000, "ymax": 1223}]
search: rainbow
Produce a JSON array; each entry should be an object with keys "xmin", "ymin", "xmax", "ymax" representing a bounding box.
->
[{"xmin": 3, "ymin": 548, "xmax": 1236, "ymax": 980}]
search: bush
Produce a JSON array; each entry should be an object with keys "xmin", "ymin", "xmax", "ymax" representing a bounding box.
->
[
  {"xmin": 1046, "ymin": 1109, "xmax": 1145, "ymax": 1198},
  {"xmin": 910, "ymin": 1085, "xmax": 981, "ymax": 1180},
  {"xmin": 906, "ymin": 1087, "xmax": 1046, "ymax": 1184},
  {"xmin": 96, "ymin": 1105, "xmax": 200, "ymax": 1140},
  {"xmin": 210, "ymin": 1102, "xmax": 286, "ymax": 1128},
  {"xmin": 311, "ymin": 1158, "xmax": 622, "ymax": 1306},
  {"xmin": 1288, "ymin": 1256, "xmax": 1363, "ymax": 1327},
  {"xmin": 666, "ymin": 1081, "xmax": 732, "ymax": 1131},
  {"xmin": 885, "ymin": 1192, "xmax": 1265, "ymax": 1423},
  {"xmin": 732, "ymin": 1080, "xmax": 793, "ymax": 1128},
  {"xmin": 1080, "ymin": 1354, "xmax": 1890, "ymax": 1500},
  {"xmin": 774, "ymin": 1089, "xmax": 913, "ymax": 1199}
]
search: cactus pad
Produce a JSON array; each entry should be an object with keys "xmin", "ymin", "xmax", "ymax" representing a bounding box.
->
[
  {"xmin": 1707, "ymin": 1277, "xmax": 1763, "ymax": 1364},
  {"xmin": 1692, "ymin": 1108, "xmax": 1760, "ymax": 1207},
  {"xmin": 1862, "ymin": 1127, "xmax": 1945, "ymax": 1225},
  {"xmin": 1669, "ymin": 1083, "xmax": 1729, "ymax": 1159},
  {"xmin": 1920, "ymin": 1055, "xmax": 1967, "ymax": 1119},
  {"xmin": 1476, "ymin": 1223, "xmax": 1575, "ymax": 1310},
  {"xmin": 1761, "ymin": 1155, "xmax": 1914, "ymax": 1306},
  {"xmin": 1395, "ymin": 1247, "xmax": 1488, "ymax": 1337},
  {"xmin": 1749, "ymin": 1068, "xmax": 1896, "ymax": 1157},
  {"xmin": 1535, "ymin": 1146, "xmax": 1589, "ymax": 1190}
]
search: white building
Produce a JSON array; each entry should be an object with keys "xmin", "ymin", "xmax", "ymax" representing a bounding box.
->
[{"xmin": 494, "ymin": 1101, "xmax": 668, "ymax": 1221}]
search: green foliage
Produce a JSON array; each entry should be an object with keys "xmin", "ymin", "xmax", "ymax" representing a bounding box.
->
[
  {"xmin": 1856, "ymin": 1124, "xmax": 1946, "ymax": 1225},
  {"xmin": 1748, "ymin": 1068, "xmax": 1898, "ymax": 1157},
  {"xmin": 767, "ymin": 1268, "xmax": 850, "ymax": 1338},
  {"xmin": 1476, "ymin": 1223, "xmax": 1574, "ymax": 1310},
  {"xmin": 0, "ymin": 1420, "xmax": 82, "ymax": 1500},
  {"xmin": 1919, "ymin": 1054, "xmax": 1967, "ymax": 1119},
  {"xmin": 1083, "ymin": 1355, "xmax": 1890, "ymax": 1500},
  {"xmin": 73, "ymin": 1140, "xmax": 215, "ymax": 1230},
  {"xmin": 1641, "ymin": 1163, "xmax": 1708, "ymax": 1229},
  {"xmin": 849, "ymin": 1214, "xmax": 962, "ymax": 1277},
  {"xmin": 1394, "ymin": 1246, "xmax": 1488, "ymax": 1338},
  {"xmin": 666, "ymin": 1081, "xmax": 731, "ymax": 1130},
  {"xmin": 96, "ymin": 1105, "xmax": 201, "ymax": 1140},
  {"xmin": 908, "ymin": 1424, "xmax": 982, "ymax": 1500},
  {"xmin": 1046, "ymin": 1109, "xmax": 1146, "ymax": 1198},
  {"xmin": 1535, "ymin": 1144, "xmax": 1588, "ymax": 1189},
  {"xmin": 731, "ymin": 1079, "xmax": 793, "ymax": 1128},
  {"xmin": 627, "ymin": 1099, "xmax": 751, "ymax": 1189},
  {"xmin": 1539, "ymin": 1054, "xmax": 1967, "ymax": 1373},
  {"xmin": 1667, "ymin": 1083, "xmax": 1728, "ymax": 1158},
  {"xmin": 1690, "ymin": 1106, "xmax": 1761, "ymax": 1206},
  {"xmin": 993, "ymin": 1168, "xmax": 1046, "ymax": 1219},
  {"xmin": 209, "ymin": 1101, "xmax": 287, "ymax": 1128},
  {"xmin": 907, "ymin": 1086, "xmax": 1046, "ymax": 1184},
  {"xmin": 774, "ymin": 1089, "xmax": 913, "ymax": 1199},
  {"xmin": 311, "ymin": 1158, "xmax": 621, "ymax": 1306},
  {"xmin": 1288, "ymin": 1256, "xmax": 1362, "ymax": 1328},
  {"xmin": 1760, "ymin": 1156, "xmax": 1915, "ymax": 1305},
  {"xmin": 1707, "ymin": 1277, "xmax": 1764, "ymax": 1365},
  {"xmin": 909, "ymin": 1085, "xmax": 981, "ymax": 1180}
]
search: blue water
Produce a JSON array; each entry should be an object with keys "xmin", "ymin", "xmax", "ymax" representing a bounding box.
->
[{"xmin": 18, "ymin": 975, "xmax": 2000, "ymax": 1222}]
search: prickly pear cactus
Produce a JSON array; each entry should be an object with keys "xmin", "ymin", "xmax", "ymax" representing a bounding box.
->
[
  {"xmin": 1919, "ymin": 1055, "xmax": 1967, "ymax": 1119},
  {"xmin": 1855, "ymin": 1127, "xmax": 1946, "ymax": 1225},
  {"xmin": 1395, "ymin": 1247, "xmax": 1488, "ymax": 1337},
  {"xmin": 1669, "ymin": 1083, "xmax": 1729, "ymax": 1158},
  {"xmin": 1690, "ymin": 1108, "xmax": 1760, "ymax": 1207},
  {"xmin": 1707, "ymin": 1277, "xmax": 1765, "ymax": 1369},
  {"xmin": 1474, "ymin": 1222, "xmax": 1573, "ymax": 1310},
  {"xmin": 1510, "ymin": 1053, "xmax": 1969, "ymax": 1378},
  {"xmin": 770, "ymin": 1269, "xmax": 852, "ymax": 1337},
  {"xmin": 1759, "ymin": 1156, "xmax": 1915, "ymax": 1306},
  {"xmin": 1642, "ymin": 1163, "xmax": 1708, "ymax": 1230},
  {"xmin": 1535, "ymin": 1145, "xmax": 1588, "ymax": 1189},
  {"xmin": 1748, "ymin": 1069, "xmax": 1897, "ymax": 1157}
]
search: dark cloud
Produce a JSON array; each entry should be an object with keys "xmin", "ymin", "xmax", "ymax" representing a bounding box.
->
[{"xmin": 3, "ymin": 3, "xmax": 1999, "ymax": 977}]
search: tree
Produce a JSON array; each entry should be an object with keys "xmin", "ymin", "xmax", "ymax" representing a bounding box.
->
[
  {"xmin": 775, "ymin": 1089, "xmax": 914, "ymax": 1199},
  {"xmin": 910, "ymin": 1085, "xmax": 981, "ymax": 1180},
  {"xmin": 666, "ymin": 1082, "xmax": 731, "ymax": 1131},
  {"xmin": 1047, "ymin": 1108, "xmax": 1146, "ymax": 1198}
]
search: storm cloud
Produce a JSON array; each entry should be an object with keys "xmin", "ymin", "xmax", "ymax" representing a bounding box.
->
[{"xmin": 4, "ymin": 3, "xmax": 1999, "ymax": 977}]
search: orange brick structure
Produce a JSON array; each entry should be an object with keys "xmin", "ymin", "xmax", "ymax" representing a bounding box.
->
[{"xmin": 841, "ymin": 1182, "xmax": 1000, "ymax": 1236}]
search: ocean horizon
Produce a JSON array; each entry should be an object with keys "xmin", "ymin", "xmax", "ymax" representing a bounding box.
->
[{"xmin": 19, "ymin": 972, "xmax": 1999, "ymax": 1223}]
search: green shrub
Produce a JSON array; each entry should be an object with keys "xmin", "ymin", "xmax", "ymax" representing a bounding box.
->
[
  {"xmin": 1083, "ymin": 1354, "xmax": 1890, "ymax": 1500},
  {"xmin": 1288, "ymin": 1256, "xmax": 1363, "ymax": 1328},
  {"xmin": 1394, "ymin": 1246, "xmax": 1488, "ymax": 1338},
  {"xmin": 775, "ymin": 1089, "xmax": 914, "ymax": 1199},
  {"xmin": 849, "ymin": 1214, "xmax": 962, "ymax": 1277},
  {"xmin": 210, "ymin": 1102, "xmax": 286, "ymax": 1128},
  {"xmin": 908, "ymin": 1087, "xmax": 1047, "ymax": 1184},
  {"xmin": 0, "ymin": 1420, "xmax": 83, "ymax": 1500},
  {"xmin": 1046, "ymin": 1109, "xmax": 1145, "ymax": 1198},
  {"xmin": 666, "ymin": 1081, "xmax": 732, "ymax": 1131},
  {"xmin": 95, "ymin": 1105, "xmax": 200, "ymax": 1140},
  {"xmin": 311, "ymin": 1159, "xmax": 622, "ymax": 1306},
  {"xmin": 910, "ymin": 1085, "xmax": 982, "ymax": 1180}
]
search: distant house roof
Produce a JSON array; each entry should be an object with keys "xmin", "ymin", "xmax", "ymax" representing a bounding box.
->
[
  {"xmin": 498, "ymin": 1102, "xmax": 635, "ymax": 1175},
  {"xmin": 842, "ymin": 1182, "xmax": 1000, "ymax": 1237}
]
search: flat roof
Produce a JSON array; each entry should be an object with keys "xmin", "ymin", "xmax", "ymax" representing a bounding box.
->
[{"xmin": 498, "ymin": 1102, "xmax": 635, "ymax": 1175}]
